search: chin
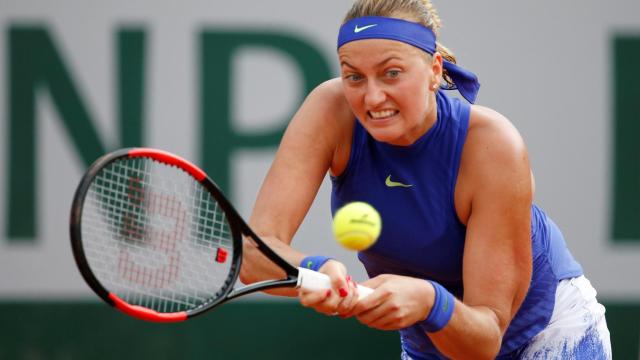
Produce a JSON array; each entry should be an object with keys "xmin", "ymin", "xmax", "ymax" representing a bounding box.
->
[
  {"xmin": 366, "ymin": 128, "xmax": 404, "ymax": 145},
  {"xmin": 360, "ymin": 115, "xmax": 408, "ymax": 144}
]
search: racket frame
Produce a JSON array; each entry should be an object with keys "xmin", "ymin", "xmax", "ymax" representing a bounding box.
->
[{"xmin": 70, "ymin": 148, "xmax": 301, "ymax": 322}]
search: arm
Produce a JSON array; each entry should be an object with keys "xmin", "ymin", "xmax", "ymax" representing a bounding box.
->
[
  {"xmin": 239, "ymin": 78, "xmax": 355, "ymax": 296},
  {"xmin": 427, "ymin": 105, "xmax": 533, "ymax": 359}
]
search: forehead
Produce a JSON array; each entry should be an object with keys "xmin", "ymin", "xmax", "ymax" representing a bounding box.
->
[{"xmin": 338, "ymin": 39, "xmax": 424, "ymax": 63}]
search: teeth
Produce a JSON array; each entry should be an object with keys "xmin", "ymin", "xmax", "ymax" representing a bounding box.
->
[{"xmin": 370, "ymin": 110, "xmax": 396, "ymax": 119}]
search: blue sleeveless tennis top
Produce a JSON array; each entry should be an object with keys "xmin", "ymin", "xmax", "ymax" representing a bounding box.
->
[{"xmin": 330, "ymin": 91, "xmax": 583, "ymax": 358}]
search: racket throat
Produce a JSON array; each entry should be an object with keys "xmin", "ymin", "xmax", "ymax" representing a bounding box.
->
[{"xmin": 226, "ymin": 278, "xmax": 298, "ymax": 301}]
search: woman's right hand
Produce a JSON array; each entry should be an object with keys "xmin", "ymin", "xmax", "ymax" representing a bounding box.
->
[{"xmin": 297, "ymin": 259, "xmax": 359, "ymax": 317}]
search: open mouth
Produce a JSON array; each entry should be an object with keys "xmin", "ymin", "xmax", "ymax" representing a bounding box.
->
[{"xmin": 368, "ymin": 110, "xmax": 399, "ymax": 121}]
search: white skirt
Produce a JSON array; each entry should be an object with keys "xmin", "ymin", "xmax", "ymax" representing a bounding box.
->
[{"xmin": 519, "ymin": 275, "xmax": 612, "ymax": 359}]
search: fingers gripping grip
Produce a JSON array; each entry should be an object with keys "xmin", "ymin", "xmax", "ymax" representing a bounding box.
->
[{"xmin": 297, "ymin": 267, "xmax": 373, "ymax": 301}]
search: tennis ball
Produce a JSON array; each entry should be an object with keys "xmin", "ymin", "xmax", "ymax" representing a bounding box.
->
[{"xmin": 332, "ymin": 202, "xmax": 381, "ymax": 251}]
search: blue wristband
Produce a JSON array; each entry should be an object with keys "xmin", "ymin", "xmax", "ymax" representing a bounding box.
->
[
  {"xmin": 300, "ymin": 256, "xmax": 332, "ymax": 272},
  {"xmin": 420, "ymin": 280, "xmax": 455, "ymax": 333}
]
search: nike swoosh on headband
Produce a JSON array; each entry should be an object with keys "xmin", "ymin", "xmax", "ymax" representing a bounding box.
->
[{"xmin": 354, "ymin": 24, "xmax": 378, "ymax": 33}]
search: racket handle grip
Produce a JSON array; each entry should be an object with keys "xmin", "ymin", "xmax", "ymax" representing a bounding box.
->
[{"xmin": 297, "ymin": 267, "xmax": 373, "ymax": 300}]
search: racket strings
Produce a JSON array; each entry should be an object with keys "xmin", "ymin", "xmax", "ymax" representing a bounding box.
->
[{"xmin": 82, "ymin": 157, "xmax": 235, "ymax": 313}]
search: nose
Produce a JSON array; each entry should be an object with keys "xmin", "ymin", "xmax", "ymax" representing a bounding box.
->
[{"xmin": 364, "ymin": 80, "xmax": 386, "ymax": 108}]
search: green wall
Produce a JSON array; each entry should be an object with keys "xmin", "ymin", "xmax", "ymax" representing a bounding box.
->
[{"xmin": 0, "ymin": 301, "xmax": 637, "ymax": 359}]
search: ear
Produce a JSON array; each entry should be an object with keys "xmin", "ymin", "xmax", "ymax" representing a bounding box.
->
[{"xmin": 431, "ymin": 52, "xmax": 444, "ymax": 84}]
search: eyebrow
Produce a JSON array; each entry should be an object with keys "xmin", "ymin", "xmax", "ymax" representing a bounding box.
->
[{"xmin": 340, "ymin": 56, "xmax": 403, "ymax": 70}]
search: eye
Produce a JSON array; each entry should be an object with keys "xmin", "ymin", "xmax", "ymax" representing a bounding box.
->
[
  {"xmin": 386, "ymin": 70, "xmax": 401, "ymax": 78},
  {"xmin": 344, "ymin": 73, "xmax": 363, "ymax": 82}
]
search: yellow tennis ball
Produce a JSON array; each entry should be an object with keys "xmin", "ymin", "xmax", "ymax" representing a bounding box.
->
[{"xmin": 332, "ymin": 202, "xmax": 381, "ymax": 251}]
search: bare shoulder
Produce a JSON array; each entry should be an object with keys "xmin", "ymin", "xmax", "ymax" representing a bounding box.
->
[
  {"xmin": 455, "ymin": 105, "xmax": 532, "ymax": 223},
  {"xmin": 285, "ymin": 77, "xmax": 353, "ymax": 145},
  {"xmin": 463, "ymin": 105, "xmax": 529, "ymax": 169},
  {"xmin": 313, "ymin": 77, "xmax": 344, "ymax": 99},
  {"xmin": 306, "ymin": 77, "xmax": 351, "ymax": 114},
  {"xmin": 290, "ymin": 78, "xmax": 354, "ymax": 175}
]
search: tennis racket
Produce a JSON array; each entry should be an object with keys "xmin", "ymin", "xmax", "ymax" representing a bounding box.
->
[{"xmin": 69, "ymin": 147, "xmax": 372, "ymax": 322}]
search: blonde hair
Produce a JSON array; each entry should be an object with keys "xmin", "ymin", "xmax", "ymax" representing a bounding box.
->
[{"xmin": 343, "ymin": 0, "xmax": 456, "ymax": 87}]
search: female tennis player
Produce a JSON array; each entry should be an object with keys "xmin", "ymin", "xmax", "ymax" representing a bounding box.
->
[{"xmin": 240, "ymin": 0, "xmax": 612, "ymax": 358}]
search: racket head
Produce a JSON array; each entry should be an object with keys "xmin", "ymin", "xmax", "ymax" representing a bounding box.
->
[{"xmin": 70, "ymin": 148, "xmax": 243, "ymax": 322}]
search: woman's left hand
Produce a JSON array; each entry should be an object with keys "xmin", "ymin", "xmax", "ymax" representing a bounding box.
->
[{"xmin": 343, "ymin": 274, "xmax": 434, "ymax": 330}]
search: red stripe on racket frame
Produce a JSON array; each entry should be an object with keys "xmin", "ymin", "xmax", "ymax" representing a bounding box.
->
[
  {"xmin": 128, "ymin": 148, "xmax": 207, "ymax": 181},
  {"xmin": 109, "ymin": 293, "xmax": 188, "ymax": 323}
]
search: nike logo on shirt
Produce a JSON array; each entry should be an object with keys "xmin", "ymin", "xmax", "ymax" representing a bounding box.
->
[{"xmin": 385, "ymin": 175, "xmax": 413, "ymax": 188}]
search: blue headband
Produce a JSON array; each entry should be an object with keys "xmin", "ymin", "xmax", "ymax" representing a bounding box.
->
[{"xmin": 337, "ymin": 16, "xmax": 480, "ymax": 103}]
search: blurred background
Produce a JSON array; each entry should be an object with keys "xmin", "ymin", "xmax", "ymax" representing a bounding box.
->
[{"xmin": 1, "ymin": 0, "xmax": 639, "ymax": 359}]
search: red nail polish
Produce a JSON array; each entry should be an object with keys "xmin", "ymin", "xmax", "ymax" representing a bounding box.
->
[
  {"xmin": 339, "ymin": 288, "xmax": 348, "ymax": 297},
  {"xmin": 325, "ymin": 289, "xmax": 332, "ymax": 298},
  {"xmin": 346, "ymin": 275, "xmax": 352, "ymax": 282}
]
